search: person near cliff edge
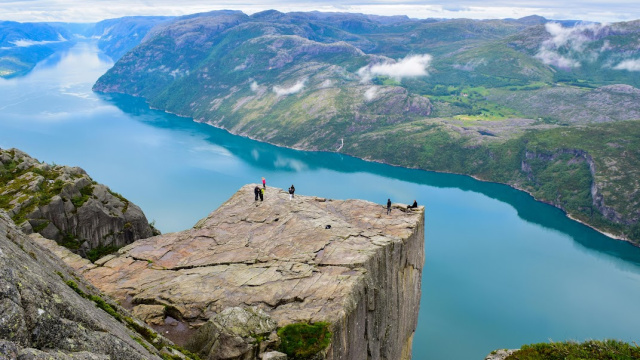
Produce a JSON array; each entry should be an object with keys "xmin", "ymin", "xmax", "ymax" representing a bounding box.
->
[
  {"xmin": 408, "ymin": 200, "xmax": 418, "ymax": 209},
  {"xmin": 254, "ymin": 186, "xmax": 260, "ymax": 201},
  {"xmin": 387, "ymin": 198, "xmax": 391, "ymax": 215},
  {"xmin": 262, "ymin": 177, "xmax": 266, "ymax": 188},
  {"xmin": 259, "ymin": 187, "xmax": 264, "ymax": 201},
  {"xmin": 289, "ymin": 184, "xmax": 295, "ymax": 200}
]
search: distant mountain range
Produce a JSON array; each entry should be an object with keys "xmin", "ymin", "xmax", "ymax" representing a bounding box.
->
[
  {"xmin": 2, "ymin": 10, "xmax": 639, "ymax": 242},
  {"xmin": 0, "ymin": 16, "xmax": 172, "ymax": 77}
]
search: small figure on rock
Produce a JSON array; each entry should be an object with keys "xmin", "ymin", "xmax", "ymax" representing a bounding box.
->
[
  {"xmin": 259, "ymin": 187, "xmax": 264, "ymax": 201},
  {"xmin": 408, "ymin": 200, "xmax": 418, "ymax": 209},
  {"xmin": 289, "ymin": 184, "xmax": 295, "ymax": 200},
  {"xmin": 262, "ymin": 177, "xmax": 266, "ymax": 188},
  {"xmin": 387, "ymin": 198, "xmax": 391, "ymax": 215},
  {"xmin": 254, "ymin": 186, "xmax": 260, "ymax": 201}
]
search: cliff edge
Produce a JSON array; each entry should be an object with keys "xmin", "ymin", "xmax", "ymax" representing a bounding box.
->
[{"xmin": 48, "ymin": 184, "xmax": 425, "ymax": 359}]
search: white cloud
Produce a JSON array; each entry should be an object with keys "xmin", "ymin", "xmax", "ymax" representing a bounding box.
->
[
  {"xmin": 364, "ymin": 86, "xmax": 378, "ymax": 101},
  {"xmin": 250, "ymin": 81, "xmax": 260, "ymax": 92},
  {"xmin": 613, "ymin": 59, "xmax": 640, "ymax": 71},
  {"xmin": 10, "ymin": 33, "xmax": 67, "ymax": 47},
  {"xmin": 535, "ymin": 49, "xmax": 580, "ymax": 69},
  {"xmin": 535, "ymin": 22, "xmax": 607, "ymax": 69},
  {"xmin": 1, "ymin": 1, "xmax": 640, "ymax": 23},
  {"xmin": 273, "ymin": 78, "xmax": 306, "ymax": 96},
  {"xmin": 358, "ymin": 54, "xmax": 432, "ymax": 82}
]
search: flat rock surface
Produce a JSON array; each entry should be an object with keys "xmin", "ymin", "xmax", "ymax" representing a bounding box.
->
[{"xmin": 45, "ymin": 184, "xmax": 424, "ymax": 341}]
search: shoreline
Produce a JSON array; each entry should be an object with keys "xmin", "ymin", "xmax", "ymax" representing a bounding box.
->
[{"xmin": 109, "ymin": 91, "xmax": 630, "ymax": 245}]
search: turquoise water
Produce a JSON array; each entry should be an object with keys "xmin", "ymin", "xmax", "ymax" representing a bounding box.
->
[{"xmin": 2, "ymin": 43, "xmax": 640, "ymax": 359}]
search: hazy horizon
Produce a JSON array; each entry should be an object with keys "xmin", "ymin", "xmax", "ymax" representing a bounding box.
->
[{"xmin": 1, "ymin": 0, "xmax": 639, "ymax": 24}]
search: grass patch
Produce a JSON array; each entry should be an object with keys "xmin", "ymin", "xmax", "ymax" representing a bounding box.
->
[
  {"xmin": 277, "ymin": 322, "xmax": 332, "ymax": 360},
  {"xmin": 90, "ymin": 295, "xmax": 122, "ymax": 321},
  {"xmin": 71, "ymin": 184, "xmax": 94, "ymax": 207},
  {"xmin": 32, "ymin": 220, "xmax": 50, "ymax": 233},
  {"xmin": 66, "ymin": 280, "xmax": 86, "ymax": 297},
  {"xmin": 59, "ymin": 231, "xmax": 82, "ymax": 250},
  {"xmin": 86, "ymin": 245, "xmax": 121, "ymax": 262},
  {"xmin": 505, "ymin": 339, "xmax": 640, "ymax": 359},
  {"xmin": 108, "ymin": 189, "xmax": 130, "ymax": 213}
]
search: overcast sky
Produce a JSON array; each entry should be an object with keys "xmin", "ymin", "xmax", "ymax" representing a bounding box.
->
[{"xmin": 1, "ymin": 0, "xmax": 640, "ymax": 24}]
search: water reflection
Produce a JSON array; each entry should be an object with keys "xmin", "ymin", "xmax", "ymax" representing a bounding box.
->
[
  {"xmin": 101, "ymin": 91, "xmax": 640, "ymax": 271},
  {"xmin": 4, "ymin": 42, "xmax": 640, "ymax": 360}
]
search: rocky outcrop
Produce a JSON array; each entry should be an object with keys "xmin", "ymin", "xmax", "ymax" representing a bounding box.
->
[
  {"xmin": 49, "ymin": 184, "xmax": 425, "ymax": 359},
  {"xmin": 0, "ymin": 148, "xmax": 158, "ymax": 257},
  {"xmin": 521, "ymin": 148, "xmax": 632, "ymax": 227},
  {"xmin": 0, "ymin": 210, "xmax": 167, "ymax": 359},
  {"xmin": 485, "ymin": 349, "xmax": 517, "ymax": 360}
]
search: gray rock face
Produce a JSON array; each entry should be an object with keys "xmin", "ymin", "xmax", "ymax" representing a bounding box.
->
[
  {"xmin": 51, "ymin": 185, "xmax": 425, "ymax": 359},
  {"xmin": 0, "ymin": 148, "xmax": 158, "ymax": 257},
  {"xmin": 187, "ymin": 307, "xmax": 278, "ymax": 360},
  {"xmin": 0, "ymin": 210, "xmax": 162, "ymax": 359}
]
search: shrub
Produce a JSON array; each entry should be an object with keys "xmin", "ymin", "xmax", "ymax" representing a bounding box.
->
[{"xmin": 278, "ymin": 322, "xmax": 332, "ymax": 359}]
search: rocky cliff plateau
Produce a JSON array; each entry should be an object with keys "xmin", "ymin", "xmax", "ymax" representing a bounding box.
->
[
  {"xmin": 0, "ymin": 148, "xmax": 158, "ymax": 258},
  {"xmin": 46, "ymin": 184, "xmax": 425, "ymax": 359}
]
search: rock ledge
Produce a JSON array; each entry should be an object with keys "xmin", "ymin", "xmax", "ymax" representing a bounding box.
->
[{"xmin": 46, "ymin": 184, "xmax": 425, "ymax": 359}]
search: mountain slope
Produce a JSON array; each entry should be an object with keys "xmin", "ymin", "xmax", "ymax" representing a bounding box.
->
[{"xmin": 93, "ymin": 10, "xmax": 640, "ymax": 243}]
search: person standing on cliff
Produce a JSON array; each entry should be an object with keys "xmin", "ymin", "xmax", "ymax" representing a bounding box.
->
[
  {"xmin": 254, "ymin": 186, "xmax": 260, "ymax": 201},
  {"xmin": 259, "ymin": 187, "xmax": 264, "ymax": 201},
  {"xmin": 289, "ymin": 184, "xmax": 295, "ymax": 200},
  {"xmin": 387, "ymin": 198, "xmax": 392, "ymax": 215},
  {"xmin": 262, "ymin": 177, "xmax": 266, "ymax": 188}
]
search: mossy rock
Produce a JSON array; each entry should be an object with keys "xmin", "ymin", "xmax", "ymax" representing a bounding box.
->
[{"xmin": 277, "ymin": 322, "xmax": 332, "ymax": 360}]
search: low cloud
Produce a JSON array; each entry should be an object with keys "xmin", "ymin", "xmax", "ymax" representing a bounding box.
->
[
  {"xmin": 11, "ymin": 33, "xmax": 67, "ymax": 47},
  {"xmin": 535, "ymin": 22, "xmax": 607, "ymax": 69},
  {"xmin": 364, "ymin": 86, "xmax": 378, "ymax": 101},
  {"xmin": 273, "ymin": 78, "xmax": 306, "ymax": 96},
  {"xmin": 613, "ymin": 59, "xmax": 640, "ymax": 71},
  {"xmin": 358, "ymin": 54, "xmax": 432, "ymax": 82},
  {"xmin": 535, "ymin": 49, "xmax": 580, "ymax": 69},
  {"xmin": 250, "ymin": 81, "xmax": 260, "ymax": 92}
]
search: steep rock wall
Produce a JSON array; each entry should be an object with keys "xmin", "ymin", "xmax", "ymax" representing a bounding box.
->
[{"xmin": 48, "ymin": 185, "xmax": 425, "ymax": 359}]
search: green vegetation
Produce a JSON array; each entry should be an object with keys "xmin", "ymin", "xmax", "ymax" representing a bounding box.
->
[
  {"xmin": 59, "ymin": 231, "xmax": 82, "ymax": 250},
  {"xmin": 86, "ymin": 245, "xmax": 121, "ymax": 262},
  {"xmin": 277, "ymin": 322, "xmax": 332, "ymax": 359},
  {"xmin": 90, "ymin": 295, "xmax": 122, "ymax": 321},
  {"xmin": 66, "ymin": 280, "xmax": 86, "ymax": 297},
  {"xmin": 32, "ymin": 220, "xmax": 50, "ymax": 233},
  {"xmin": 160, "ymin": 346, "xmax": 202, "ymax": 360},
  {"xmin": 346, "ymin": 119, "xmax": 640, "ymax": 242},
  {"xmin": 94, "ymin": 12, "xmax": 640, "ymax": 241},
  {"xmin": 108, "ymin": 189, "xmax": 130, "ymax": 213},
  {"xmin": 71, "ymin": 184, "xmax": 94, "ymax": 207},
  {"xmin": 505, "ymin": 339, "xmax": 640, "ymax": 359}
]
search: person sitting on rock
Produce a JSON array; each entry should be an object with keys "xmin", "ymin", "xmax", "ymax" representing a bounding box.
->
[{"xmin": 408, "ymin": 200, "xmax": 418, "ymax": 209}]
